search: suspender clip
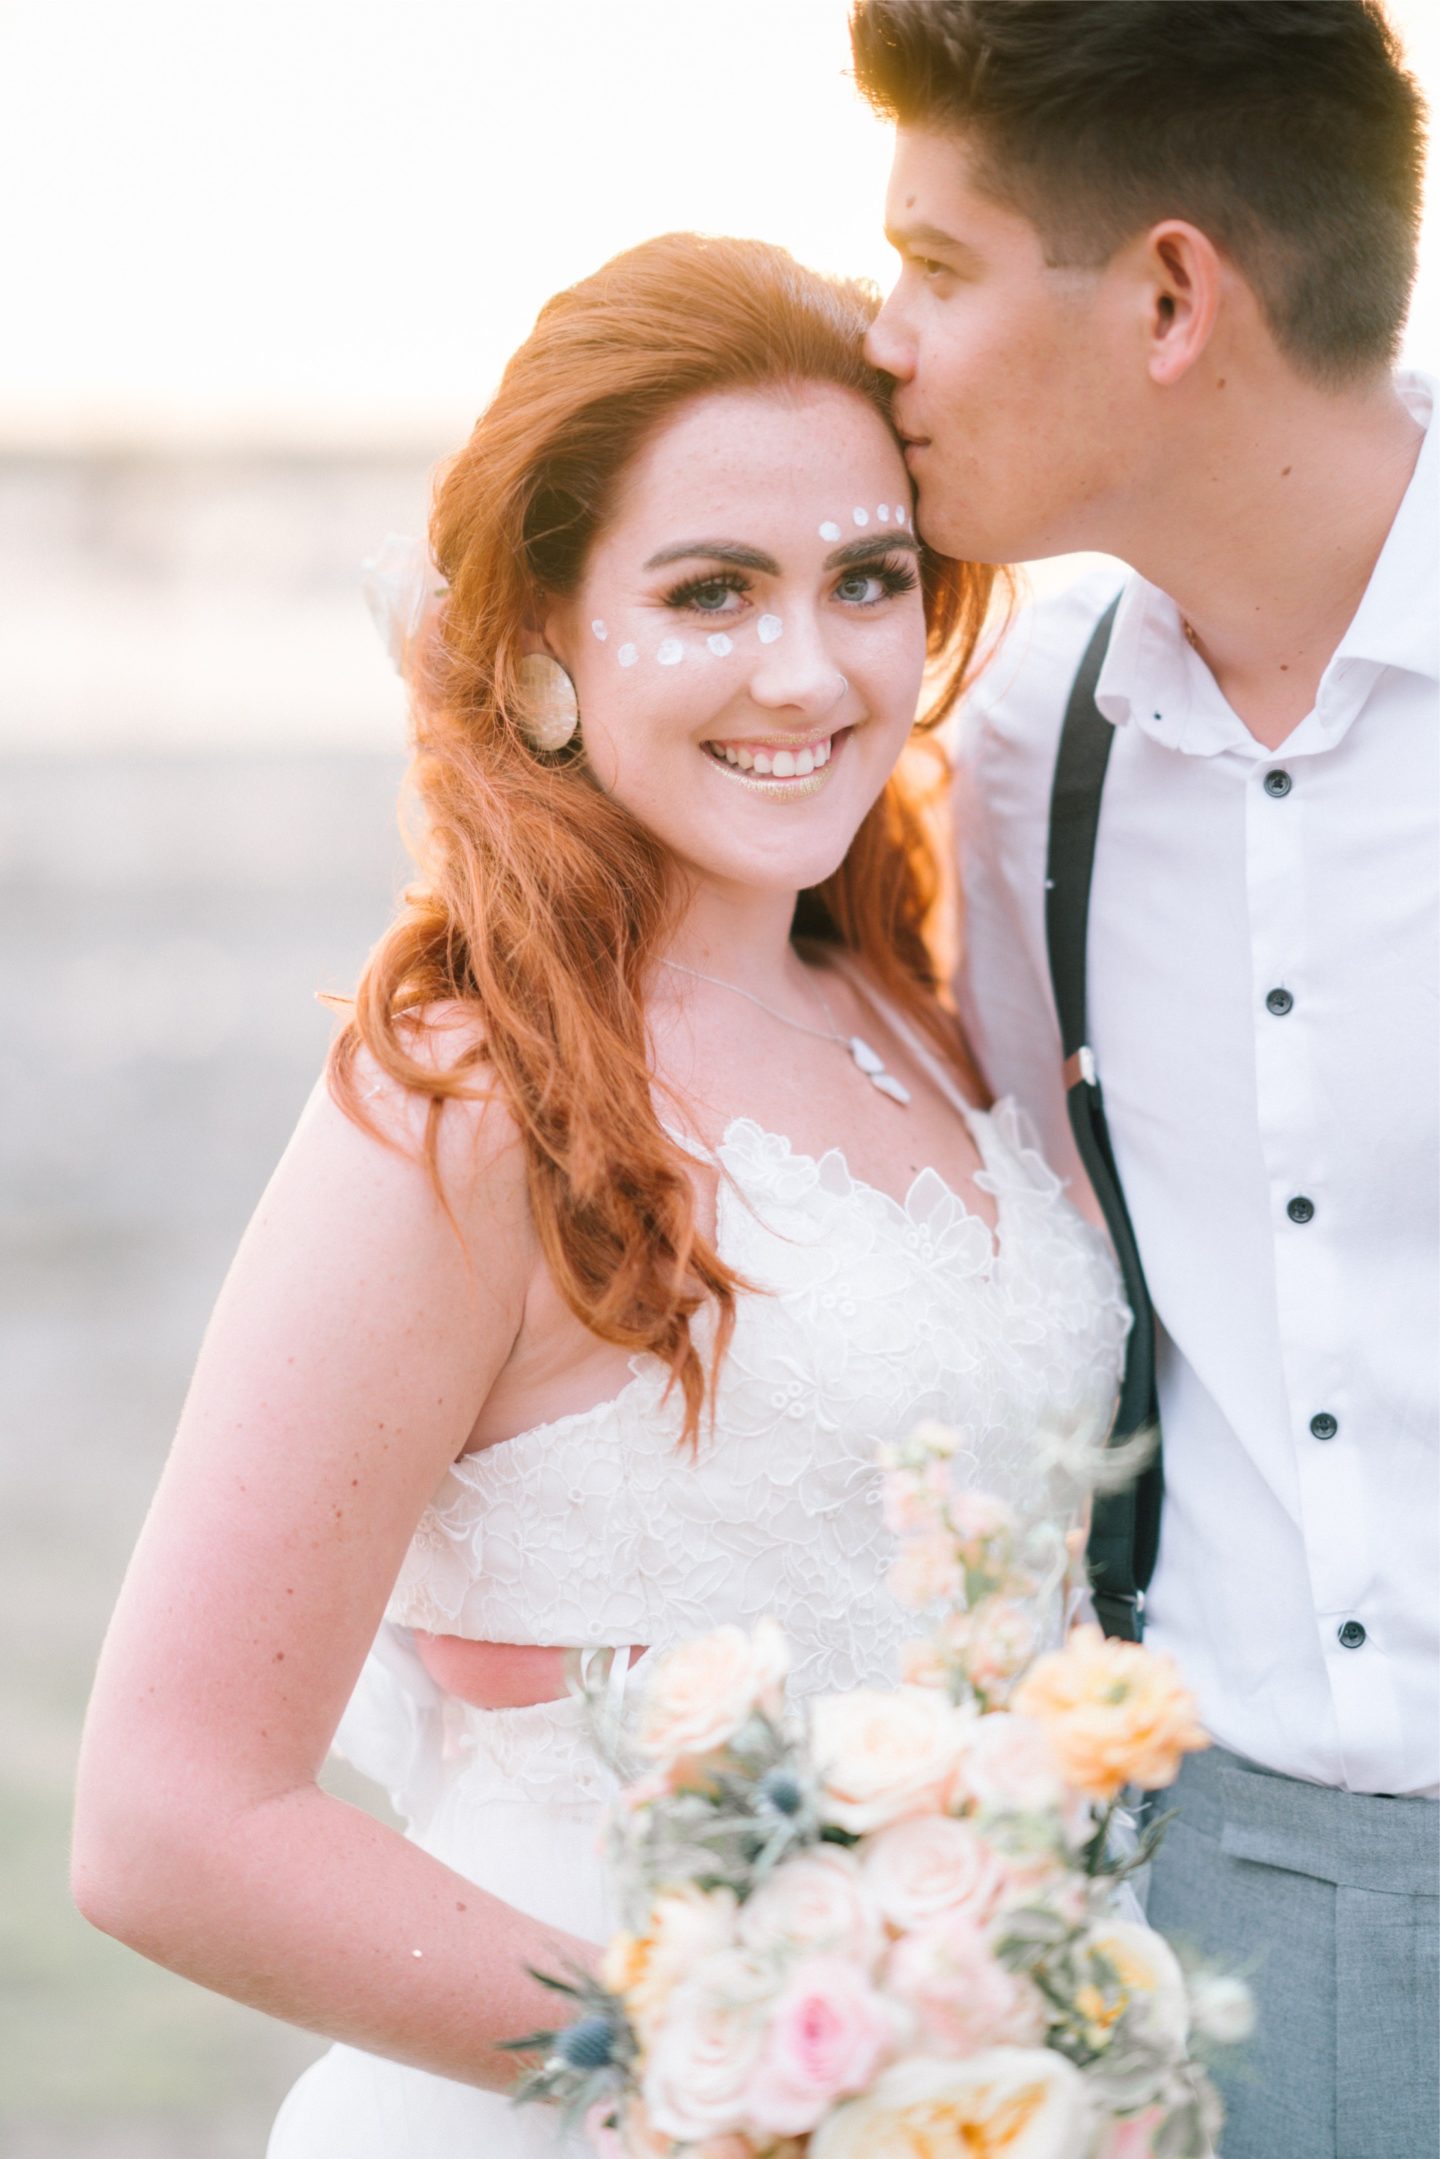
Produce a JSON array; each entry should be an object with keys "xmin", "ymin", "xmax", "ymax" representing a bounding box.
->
[{"xmin": 1063, "ymin": 1044, "xmax": 1098, "ymax": 1092}]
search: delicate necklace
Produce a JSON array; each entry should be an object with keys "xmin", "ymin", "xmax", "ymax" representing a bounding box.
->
[{"xmin": 660, "ymin": 957, "xmax": 911, "ymax": 1106}]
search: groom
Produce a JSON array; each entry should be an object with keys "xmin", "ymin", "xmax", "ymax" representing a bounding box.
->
[{"xmin": 849, "ymin": 3, "xmax": 1438, "ymax": 2154}]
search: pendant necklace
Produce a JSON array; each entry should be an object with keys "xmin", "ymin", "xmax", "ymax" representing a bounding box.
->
[{"xmin": 660, "ymin": 957, "xmax": 911, "ymax": 1106}]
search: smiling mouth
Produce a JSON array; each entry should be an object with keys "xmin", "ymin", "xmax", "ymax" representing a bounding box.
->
[{"xmin": 699, "ymin": 727, "xmax": 847, "ymax": 798}]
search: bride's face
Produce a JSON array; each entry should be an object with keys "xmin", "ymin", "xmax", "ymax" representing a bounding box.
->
[{"xmin": 545, "ymin": 383, "xmax": 927, "ymax": 900}]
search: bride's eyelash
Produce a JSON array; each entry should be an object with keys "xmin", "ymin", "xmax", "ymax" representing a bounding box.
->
[
  {"xmin": 663, "ymin": 569, "xmax": 749, "ymax": 611},
  {"xmin": 662, "ymin": 556, "xmax": 920, "ymax": 613}
]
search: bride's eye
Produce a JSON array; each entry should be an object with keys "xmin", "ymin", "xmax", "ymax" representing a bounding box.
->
[
  {"xmin": 835, "ymin": 560, "xmax": 920, "ymax": 607},
  {"xmin": 664, "ymin": 571, "xmax": 749, "ymax": 616}
]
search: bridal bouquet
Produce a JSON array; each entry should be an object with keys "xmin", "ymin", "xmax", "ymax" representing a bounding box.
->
[{"xmin": 511, "ymin": 1424, "xmax": 1250, "ymax": 2158}]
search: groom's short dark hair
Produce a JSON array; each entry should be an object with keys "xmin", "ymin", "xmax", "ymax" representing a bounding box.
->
[{"xmin": 849, "ymin": 0, "xmax": 1426, "ymax": 384}]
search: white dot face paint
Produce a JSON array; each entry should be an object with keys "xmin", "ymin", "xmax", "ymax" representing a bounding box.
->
[
  {"xmin": 656, "ymin": 637, "xmax": 684, "ymax": 667},
  {"xmin": 617, "ymin": 643, "xmax": 638, "ymax": 668},
  {"xmin": 590, "ymin": 619, "xmax": 608, "ymax": 641},
  {"xmin": 818, "ymin": 520, "xmax": 842, "ymax": 542},
  {"xmin": 895, "ymin": 505, "xmax": 908, "ymax": 526},
  {"xmin": 757, "ymin": 614, "xmax": 783, "ymax": 645},
  {"xmin": 706, "ymin": 632, "xmax": 733, "ymax": 657},
  {"xmin": 877, "ymin": 504, "xmax": 891, "ymax": 523},
  {"xmin": 852, "ymin": 507, "xmax": 869, "ymax": 526}
]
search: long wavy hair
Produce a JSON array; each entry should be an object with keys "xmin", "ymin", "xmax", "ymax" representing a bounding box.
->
[{"xmin": 331, "ymin": 232, "xmax": 1003, "ymax": 1446}]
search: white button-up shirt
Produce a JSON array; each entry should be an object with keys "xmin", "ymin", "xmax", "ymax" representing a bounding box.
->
[{"xmin": 956, "ymin": 371, "xmax": 1439, "ymax": 1796}]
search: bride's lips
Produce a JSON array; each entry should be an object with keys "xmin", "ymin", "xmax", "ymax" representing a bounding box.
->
[{"xmin": 699, "ymin": 724, "xmax": 851, "ymax": 799}]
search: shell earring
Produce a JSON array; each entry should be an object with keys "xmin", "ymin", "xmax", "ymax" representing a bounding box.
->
[{"xmin": 515, "ymin": 653, "xmax": 580, "ymax": 752}]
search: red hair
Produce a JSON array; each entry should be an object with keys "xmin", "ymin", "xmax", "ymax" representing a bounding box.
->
[{"xmin": 331, "ymin": 233, "xmax": 1003, "ymax": 1446}]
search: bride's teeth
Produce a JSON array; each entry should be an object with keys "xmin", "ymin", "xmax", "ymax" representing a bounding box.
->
[
  {"xmin": 736, "ymin": 747, "xmax": 754, "ymax": 770},
  {"xmin": 794, "ymin": 748, "xmax": 815, "ymax": 777},
  {"xmin": 815, "ymin": 737, "xmax": 831, "ymax": 767},
  {"xmin": 726, "ymin": 747, "xmax": 739, "ymax": 765},
  {"xmin": 771, "ymin": 750, "xmax": 796, "ymax": 778},
  {"xmin": 753, "ymin": 751, "xmax": 773, "ymax": 775}
]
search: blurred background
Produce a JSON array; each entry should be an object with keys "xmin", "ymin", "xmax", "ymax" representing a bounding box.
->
[{"xmin": 2, "ymin": 2, "xmax": 1436, "ymax": 2150}]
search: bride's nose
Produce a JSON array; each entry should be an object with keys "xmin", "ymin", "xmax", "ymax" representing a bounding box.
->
[{"xmin": 746, "ymin": 612, "xmax": 849, "ymax": 720}]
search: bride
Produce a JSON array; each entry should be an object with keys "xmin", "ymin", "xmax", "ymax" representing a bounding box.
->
[{"xmin": 72, "ymin": 232, "xmax": 1128, "ymax": 2154}]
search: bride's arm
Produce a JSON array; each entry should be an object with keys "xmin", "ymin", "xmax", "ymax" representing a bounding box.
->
[{"xmin": 71, "ymin": 1063, "xmax": 587, "ymax": 2091}]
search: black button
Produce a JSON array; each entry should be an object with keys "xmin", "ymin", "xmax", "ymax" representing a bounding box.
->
[
  {"xmin": 1338, "ymin": 1620, "xmax": 1367, "ymax": 1650},
  {"xmin": 1264, "ymin": 769, "xmax": 1293, "ymax": 798},
  {"xmin": 1266, "ymin": 987, "xmax": 1294, "ymax": 1016},
  {"xmin": 1310, "ymin": 1412, "xmax": 1339, "ymax": 1441},
  {"xmin": 1287, "ymin": 1195, "xmax": 1315, "ymax": 1224}
]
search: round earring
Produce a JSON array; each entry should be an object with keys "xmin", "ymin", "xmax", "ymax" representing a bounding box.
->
[{"xmin": 514, "ymin": 653, "xmax": 579, "ymax": 752}]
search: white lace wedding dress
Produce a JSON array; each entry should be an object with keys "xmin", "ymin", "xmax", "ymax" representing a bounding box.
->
[{"xmin": 268, "ymin": 1032, "xmax": 1129, "ymax": 2155}]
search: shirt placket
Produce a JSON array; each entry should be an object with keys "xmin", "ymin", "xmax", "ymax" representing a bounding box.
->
[{"xmin": 1244, "ymin": 751, "xmax": 1399, "ymax": 1785}]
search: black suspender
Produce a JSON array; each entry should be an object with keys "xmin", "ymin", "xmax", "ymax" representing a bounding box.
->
[{"xmin": 1044, "ymin": 597, "xmax": 1163, "ymax": 1642}]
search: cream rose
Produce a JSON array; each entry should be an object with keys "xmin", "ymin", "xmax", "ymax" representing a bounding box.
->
[
  {"xmin": 809, "ymin": 2048, "xmax": 1091, "ymax": 2159},
  {"xmin": 862, "ymin": 1814, "xmax": 1010, "ymax": 1935},
  {"xmin": 737, "ymin": 1846, "xmax": 883, "ymax": 1968},
  {"xmin": 636, "ymin": 1619, "xmax": 789, "ymax": 1767},
  {"xmin": 888, "ymin": 1528, "xmax": 963, "ymax": 1611},
  {"xmin": 640, "ymin": 1947, "xmax": 777, "ymax": 2144},
  {"xmin": 885, "ymin": 1911, "xmax": 1048, "ymax": 2056},
  {"xmin": 602, "ymin": 1884, "xmax": 738, "ymax": 2046},
  {"xmin": 1074, "ymin": 1920, "xmax": 1189, "ymax": 2055},
  {"xmin": 811, "ymin": 1687, "xmax": 972, "ymax": 1835},
  {"xmin": 957, "ymin": 1710, "xmax": 1089, "ymax": 1844}
]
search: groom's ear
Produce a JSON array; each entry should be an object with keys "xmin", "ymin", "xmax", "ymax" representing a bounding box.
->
[{"xmin": 1135, "ymin": 220, "xmax": 1225, "ymax": 389}]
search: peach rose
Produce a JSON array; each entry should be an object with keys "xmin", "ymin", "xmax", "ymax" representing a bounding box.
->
[
  {"xmin": 737, "ymin": 1846, "xmax": 883, "ymax": 1968},
  {"xmin": 602, "ymin": 1884, "xmax": 738, "ymax": 2046},
  {"xmin": 636, "ymin": 1619, "xmax": 789, "ymax": 1767},
  {"xmin": 809, "ymin": 2048, "xmax": 1091, "ymax": 2159},
  {"xmin": 885, "ymin": 1911, "xmax": 1048, "ymax": 2056},
  {"xmin": 862, "ymin": 1815, "xmax": 1010, "ymax": 1935},
  {"xmin": 1013, "ymin": 1627, "xmax": 1209, "ymax": 1801},
  {"xmin": 742, "ymin": 1956, "xmax": 897, "ymax": 2136},
  {"xmin": 811, "ymin": 1687, "xmax": 972, "ymax": 1835},
  {"xmin": 640, "ymin": 1947, "xmax": 777, "ymax": 2144}
]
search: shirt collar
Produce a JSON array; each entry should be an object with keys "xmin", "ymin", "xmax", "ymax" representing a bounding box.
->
[{"xmin": 1094, "ymin": 368, "xmax": 1439, "ymax": 754}]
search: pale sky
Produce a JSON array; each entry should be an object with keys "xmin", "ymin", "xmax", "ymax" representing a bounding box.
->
[{"xmin": 3, "ymin": 0, "xmax": 1437, "ymax": 450}]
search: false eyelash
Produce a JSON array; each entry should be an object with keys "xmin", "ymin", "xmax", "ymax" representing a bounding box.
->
[{"xmin": 663, "ymin": 569, "xmax": 750, "ymax": 612}]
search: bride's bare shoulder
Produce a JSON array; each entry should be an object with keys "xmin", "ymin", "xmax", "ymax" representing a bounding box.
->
[{"xmin": 307, "ymin": 999, "xmax": 533, "ymax": 1237}]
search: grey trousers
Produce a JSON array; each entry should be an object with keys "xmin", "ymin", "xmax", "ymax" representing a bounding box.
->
[{"xmin": 1145, "ymin": 1744, "xmax": 1439, "ymax": 2159}]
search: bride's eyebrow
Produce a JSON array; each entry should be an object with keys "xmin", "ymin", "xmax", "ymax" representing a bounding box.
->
[
  {"xmin": 824, "ymin": 533, "xmax": 921, "ymax": 571},
  {"xmin": 644, "ymin": 540, "xmax": 779, "ymax": 572},
  {"xmin": 644, "ymin": 532, "xmax": 922, "ymax": 574}
]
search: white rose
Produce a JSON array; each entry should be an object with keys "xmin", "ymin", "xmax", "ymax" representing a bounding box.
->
[
  {"xmin": 862, "ymin": 1814, "xmax": 1010, "ymax": 1934},
  {"xmin": 1077, "ymin": 1920, "xmax": 1190, "ymax": 2055},
  {"xmin": 640, "ymin": 1947, "xmax": 777, "ymax": 2144},
  {"xmin": 737, "ymin": 1846, "xmax": 883, "ymax": 1967},
  {"xmin": 811, "ymin": 1687, "xmax": 972, "ymax": 1835},
  {"xmin": 636, "ymin": 1619, "xmax": 789, "ymax": 1766},
  {"xmin": 810, "ymin": 2048, "xmax": 1091, "ymax": 2159}
]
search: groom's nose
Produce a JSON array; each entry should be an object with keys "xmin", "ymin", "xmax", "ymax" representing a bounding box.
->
[{"xmin": 864, "ymin": 291, "xmax": 916, "ymax": 385}]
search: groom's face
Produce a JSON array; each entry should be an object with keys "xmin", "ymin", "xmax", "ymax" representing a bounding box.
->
[{"xmin": 868, "ymin": 128, "xmax": 1137, "ymax": 565}]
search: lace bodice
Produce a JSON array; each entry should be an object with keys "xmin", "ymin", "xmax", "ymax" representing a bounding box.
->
[{"xmin": 384, "ymin": 1098, "xmax": 1129, "ymax": 1698}]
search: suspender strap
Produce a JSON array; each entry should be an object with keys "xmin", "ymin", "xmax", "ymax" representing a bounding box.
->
[{"xmin": 1045, "ymin": 597, "xmax": 1163, "ymax": 1642}]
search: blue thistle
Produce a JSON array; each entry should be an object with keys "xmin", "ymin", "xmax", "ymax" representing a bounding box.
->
[
  {"xmin": 757, "ymin": 1768, "xmax": 804, "ymax": 1817},
  {"xmin": 557, "ymin": 2014, "xmax": 617, "ymax": 2071}
]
